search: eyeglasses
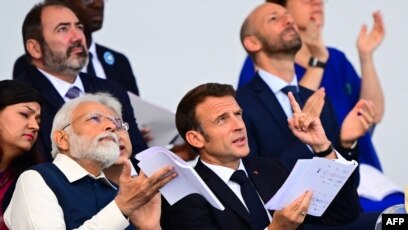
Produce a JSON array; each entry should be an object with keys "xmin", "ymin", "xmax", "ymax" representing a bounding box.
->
[
  {"xmin": 62, "ymin": 112, "xmax": 129, "ymax": 131},
  {"xmin": 81, "ymin": 0, "xmax": 108, "ymax": 6}
]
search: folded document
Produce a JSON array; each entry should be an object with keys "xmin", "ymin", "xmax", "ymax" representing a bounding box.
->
[{"xmin": 136, "ymin": 146, "xmax": 225, "ymax": 210}]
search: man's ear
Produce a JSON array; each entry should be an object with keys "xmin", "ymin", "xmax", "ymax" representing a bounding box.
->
[
  {"xmin": 185, "ymin": 130, "xmax": 205, "ymax": 149},
  {"xmin": 244, "ymin": 35, "xmax": 262, "ymax": 53},
  {"xmin": 53, "ymin": 130, "xmax": 69, "ymax": 152},
  {"xmin": 26, "ymin": 39, "xmax": 42, "ymax": 59}
]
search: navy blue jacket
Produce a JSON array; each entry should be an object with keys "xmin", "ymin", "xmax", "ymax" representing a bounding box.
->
[
  {"xmin": 236, "ymin": 74, "xmax": 357, "ymax": 170},
  {"xmin": 33, "ymin": 163, "xmax": 134, "ymax": 229},
  {"xmin": 17, "ymin": 67, "xmax": 147, "ymax": 161},
  {"xmin": 13, "ymin": 43, "xmax": 139, "ymax": 95},
  {"xmin": 161, "ymin": 157, "xmax": 360, "ymax": 229}
]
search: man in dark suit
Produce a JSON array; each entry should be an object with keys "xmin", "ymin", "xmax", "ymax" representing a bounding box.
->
[
  {"xmin": 13, "ymin": 0, "xmax": 140, "ymax": 96},
  {"xmin": 161, "ymin": 82, "xmax": 360, "ymax": 229},
  {"xmin": 235, "ymin": 3, "xmax": 377, "ymax": 170},
  {"xmin": 16, "ymin": 1, "xmax": 147, "ymax": 162}
]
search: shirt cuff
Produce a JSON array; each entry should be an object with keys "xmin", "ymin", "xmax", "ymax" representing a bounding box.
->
[{"xmin": 95, "ymin": 201, "xmax": 130, "ymax": 229}]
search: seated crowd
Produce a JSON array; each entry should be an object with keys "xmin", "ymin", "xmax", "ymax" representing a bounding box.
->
[{"xmin": 0, "ymin": 1, "xmax": 400, "ymax": 230}]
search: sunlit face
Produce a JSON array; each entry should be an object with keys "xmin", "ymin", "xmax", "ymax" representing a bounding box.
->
[
  {"xmin": 39, "ymin": 5, "xmax": 88, "ymax": 76},
  {"xmin": 253, "ymin": 3, "xmax": 302, "ymax": 56},
  {"xmin": 0, "ymin": 102, "xmax": 41, "ymax": 157},
  {"xmin": 66, "ymin": 102, "xmax": 122, "ymax": 167},
  {"xmin": 191, "ymin": 96, "xmax": 249, "ymax": 168},
  {"xmin": 285, "ymin": 0, "xmax": 325, "ymax": 29},
  {"xmin": 69, "ymin": 0, "xmax": 105, "ymax": 33}
]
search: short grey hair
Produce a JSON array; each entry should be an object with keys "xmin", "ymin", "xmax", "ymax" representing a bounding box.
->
[{"xmin": 50, "ymin": 92, "xmax": 122, "ymax": 158}]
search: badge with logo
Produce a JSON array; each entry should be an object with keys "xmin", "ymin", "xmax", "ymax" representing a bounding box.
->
[{"xmin": 103, "ymin": 51, "xmax": 115, "ymax": 65}]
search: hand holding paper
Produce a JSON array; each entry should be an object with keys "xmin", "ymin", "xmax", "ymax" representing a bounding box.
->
[
  {"xmin": 136, "ymin": 146, "xmax": 224, "ymax": 210},
  {"xmin": 266, "ymin": 157, "xmax": 357, "ymax": 216}
]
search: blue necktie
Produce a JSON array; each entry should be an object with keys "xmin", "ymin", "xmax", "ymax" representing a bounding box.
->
[
  {"xmin": 230, "ymin": 170, "xmax": 269, "ymax": 230},
  {"xmin": 281, "ymin": 85, "xmax": 303, "ymax": 108},
  {"xmin": 65, "ymin": 86, "xmax": 81, "ymax": 99}
]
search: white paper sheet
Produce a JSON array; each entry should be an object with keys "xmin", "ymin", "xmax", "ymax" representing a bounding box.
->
[
  {"xmin": 265, "ymin": 157, "xmax": 358, "ymax": 216},
  {"xmin": 136, "ymin": 146, "xmax": 225, "ymax": 210},
  {"xmin": 127, "ymin": 92, "xmax": 179, "ymax": 147}
]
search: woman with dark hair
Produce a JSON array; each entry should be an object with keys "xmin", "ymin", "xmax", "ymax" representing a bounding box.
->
[{"xmin": 0, "ymin": 80, "xmax": 42, "ymax": 230}]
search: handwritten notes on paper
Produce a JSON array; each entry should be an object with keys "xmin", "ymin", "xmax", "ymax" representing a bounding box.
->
[
  {"xmin": 136, "ymin": 146, "xmax": 225, "ymax": 210},
  {"xmin": 265, "ymin": 157, "xmax": 357, "ymax": 216}
]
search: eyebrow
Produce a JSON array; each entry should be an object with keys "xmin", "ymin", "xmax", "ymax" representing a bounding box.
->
[
  {"xmin": 23, "ymin": 105, "xmax": 37, "ymax": 113},
  {"xmin": 54, "ymin": 21, "xmax": 82, "ymax": 31}
]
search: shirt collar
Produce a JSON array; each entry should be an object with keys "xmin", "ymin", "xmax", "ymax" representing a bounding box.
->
[
  {"xmin": 88, "ymin": 40, "xmax": 97, "ymax": 59},
  {"xmin": 53, "ymin": 153, "xmax": 116, "ymax": 189},
  {"xmin": 38, "ymin": 68, "xmax": 85, "ymax": 100},
  {"xmin": 258, "ymin": 69, "xmax": 298, "ymax": 93},
  {"xmin": 201, "ymin": 159, "xmax": 247, "ymax": 184}
]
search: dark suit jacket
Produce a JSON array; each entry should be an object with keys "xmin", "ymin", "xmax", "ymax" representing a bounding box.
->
[
  {"xmin": 16, "ymin": 67, "xmax": 147, "ymax": 162},
  {"xmin": 235, "ymin": 74, "xmax": 357, "ymax": 170},
  {"xmin": 161, "ymin": 157, "xmax": 360, "ymax": 230},
  {"xmin": 13, "ymin": 43, "xmax": 139, "ymax": 95}
]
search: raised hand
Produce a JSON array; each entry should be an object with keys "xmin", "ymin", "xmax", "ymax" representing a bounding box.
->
[
  {"xmin": 287, "ymin": 91, "xmax": 330, "ymax": 152},
  {"xmin": 303, "ymin": 87, "xmax": 325, "ymax": 118},
  {"xmin": 340, "ymin": 99, "xmax": 376, "ymax": 147},
  {"xmin": 357, "ymin": 11, "xmax": 385, "ymax": 58},
  {"xmin": 114, "ymin": 160, "xmax": 177, "ymax": 217},
  {"xmin": 302, "ymin": 17, "xmax": 329, "ymax": 61},
  {"xmin": 129, "ymin": 191, "xmax": 162, "ymax": 230},
  {"xmin": 268, "ymin": 191, "xmax": 313, "ymax": 230}
]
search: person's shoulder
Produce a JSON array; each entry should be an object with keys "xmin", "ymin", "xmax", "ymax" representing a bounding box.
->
[
  {"xmin": 15, "ymin": 66, "xmax": 39, "ymax": 83},
  {"xmin": 327, "ymin": 47, "xmax": 347, "ymax": 58},
  {"xmin": 245, "ymin": 157, "xmax": 288, "ymax": 173},
  {"xmin": 95, "ymin": 43, "xmax": 129, "ymax": 60},
  {"xmin": 236, "ymin": 79, "xmax": 255, "ymax": 97},
  {"xmin": 80, "ymin": 72, "xmax": 123, "ymax": 90}
]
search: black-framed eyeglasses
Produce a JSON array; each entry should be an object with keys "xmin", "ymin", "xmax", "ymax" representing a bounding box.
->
[
  {"xmin": 81, "ymin": 0, "xmax": 108, "ymax": 6},
  {"xmin": 62, "ymin": 112, "xmax": 129, "ymax": 131}
]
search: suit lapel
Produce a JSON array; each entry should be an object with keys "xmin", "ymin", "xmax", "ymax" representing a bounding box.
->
[
  {"xmin": 29, "ymin": 68, "xmax": 65, "ymax": 109},
  {"xmin": 251, "ymin": 74, "xmax": 294, "ymax": 137},
  {"xmin": 195, "ymin": 160, "xmax": 253, "ymax": 226},
  {"xmin": 96, "ymin": 44, "xmax": 114, "ymax": 78}
]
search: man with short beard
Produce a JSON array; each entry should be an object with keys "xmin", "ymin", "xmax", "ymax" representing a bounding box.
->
[
  {"xmin": 13, "ymin": 0, "xmax": 140, "ymax": 96},
  {"xmin": 4, "ymin": 93, "xmax": 177, "ymax": 229},
  {"xmin": 15, "ymin": 2, "xmax": 147, "ymax": 163},
  {"xmin": 236, "ymin": 3, "xmax": 373, "ymax": 172}
]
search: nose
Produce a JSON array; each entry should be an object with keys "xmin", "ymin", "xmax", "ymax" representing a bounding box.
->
[
  {"xmin": 284, "ymin": 14, "xmax": 295, "ymax": 26},
  {"xmin": 28, "ymin": 117, "xmax": 40, "ymax": 131},
  {"xmin": 70, "ymin": 27, "xmax": 84, "ymax": 43},
  {"xmin": 232, "ymin": 116, "xmax": 245, "ymax": 132},
  {"xmin": 103, "ymin": 118, "xmax": 117, "ymax": 132}
]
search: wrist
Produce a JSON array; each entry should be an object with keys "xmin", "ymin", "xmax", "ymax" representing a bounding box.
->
[
  {"xmin": 341, "ymin": 139, "xmax": 358, "ymax": 149},
  {"xmin": 313, "ymin": 143, "xmax": 334, "ymax": 158},
  {"xmin": 308, "ymin": 57, "xmax": 326, "ymax": 69}
]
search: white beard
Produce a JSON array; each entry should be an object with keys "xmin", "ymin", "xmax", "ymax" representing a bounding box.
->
[{"xmin": 69, "ymin": 132, "xmax": 120, "ymax": 168}]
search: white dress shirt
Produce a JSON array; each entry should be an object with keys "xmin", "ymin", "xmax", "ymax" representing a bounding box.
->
[
  {"xmin": 38, "ymin": 68, "xmax": 85, "ymax": 102},
  {"xmin": 201, "ymin": 159, "xmax": 272, "ymax": 225},
  {"xmin": 4, "ymin": 154, "xmax": 130, "ymax": 230},
  {"xmin": 258, "ymin": 69, "xmax": 298, "ymax": 118},
  {"xmin": 82, "ymin": 41, "xmax": 107, "ymax": 79}
]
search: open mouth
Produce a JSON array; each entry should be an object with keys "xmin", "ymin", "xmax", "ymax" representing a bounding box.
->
[{"xmin": 232, "ymin": 136, "xmax": 246, "ymax": 144}]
